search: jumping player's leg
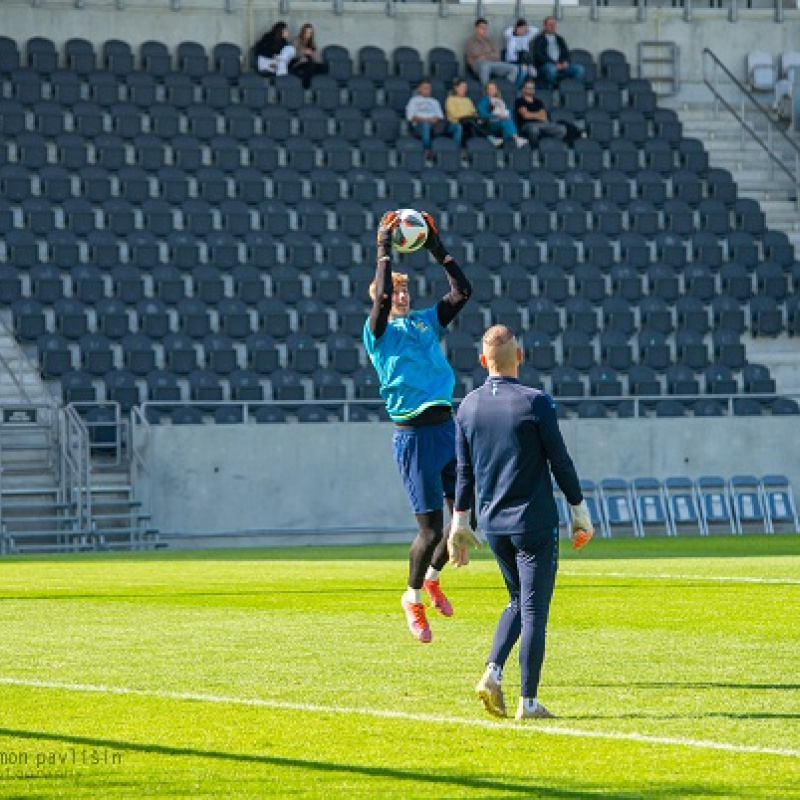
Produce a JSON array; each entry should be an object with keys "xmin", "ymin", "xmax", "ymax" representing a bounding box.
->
[
  {"xmin": 394, "ymin": 423, "xmax": 455, "ymax": 639},
  {"xmin": 409, "ymin": 508, "xmax": 444, "ymax": 590},
  {"xmin": 421, "ymin": 441, "xmax": 456, "ymax": 614},
  {"xmin": 428, "ymin": 492, "xmax": 454, "ymax": 575}
]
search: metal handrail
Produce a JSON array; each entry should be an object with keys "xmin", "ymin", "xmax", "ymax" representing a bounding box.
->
[
  {"xmin": 702, "ymin": 47, "xmax": 800, "ymax": 210},
  {"xmin": 136, "ymin": 393, "xmax": 800, "ymax": 420},
  {"xmin": 61, "ymin": 405, "xmax": 92, "ymax": 534}
]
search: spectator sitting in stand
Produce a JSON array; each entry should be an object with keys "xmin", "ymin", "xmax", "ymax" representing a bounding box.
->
[
  {"xmin": 514, "ymin": 77, "xmax": 568, "ymax": 146},
  {"xmin": 477, "ymin": 80, "xmax": 527, "ymax": 149},
  {"xmin": 406, "ymin": 78, "xmax": 462, "ymax": 159},
  {"xmin": 531, "ymin": 16, "xmax": 585, "ymax": 90},
  {"xmin": 466, "ymin": 18, "xmax": 522, "ymax": 88},
  {"xmin": 503, "ymin": 18, "xmax": 538, "ymax": 83},
  {"xmin": 254, "ymin": 22, "xmax": 296, "ymax": 77},
  {"xmin": 445, "ymin": 77, "xmax": 489, "ymax": 145},
  {"xmin": 290, "ymin": 23, "xmax": 329, "ymax": 89}
]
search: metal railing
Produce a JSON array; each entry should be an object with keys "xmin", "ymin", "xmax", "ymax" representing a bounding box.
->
[
  {"xmin": 130, "ymin": 393, "xmax": 800, "ymax": 421},
  {"xmin": 60, "ymin": 404, "xmax": 93, "ymax": 535},
  {"xmin": 703, "ymin": 47, "xmax": 800, "ymax": 210},
  {"xmin": 17, "ymin": 0, "xmax": 792, "ymax": 18}
]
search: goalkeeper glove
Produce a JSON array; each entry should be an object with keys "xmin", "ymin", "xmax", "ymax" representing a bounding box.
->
[
  {"xmin": 447, "ymin": 510, "xmax": 485, "ymax": 568},
  {"xmin": 570, "ymin": 500, "xmax": 594, "ymax": 550},
  {"xmin": 420, "ymin": 211, "xmax": 449, "ymax": 264},
  {"xmin": 377, "ymin": 210, "xmax": 400, "ymax": 250}
]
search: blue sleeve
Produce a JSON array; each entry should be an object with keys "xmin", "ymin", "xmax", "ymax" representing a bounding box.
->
[
  {"xmin": 476, "ymin": 96, "xmax": 492, "ymax": 120},
  {"xmin": 534, "ymin": 393, "xmax": 583, "ymax": 505}
]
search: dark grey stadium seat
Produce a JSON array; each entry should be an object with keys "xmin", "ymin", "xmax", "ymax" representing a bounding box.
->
[
  {"xmin": 665, "ymin": 364, "xmax": 700, "ymax": 396},
  {"xmin": 229, "ymin": 369, "xmax": 264, "ymax": 403},
  {"xmin": 105, "ymin": 369, "xmax": 142, "ymax": 412},
  {"xmin": 80, "ymin": 332, "xmax": 115, "ymax": 375},
  {"xmin": 62, "ymin": 369, "xmax": 98, "ymax": 405},
  {"xmin": 428, "ymin": 46, "xmax": 459, "ymax": 84},
  {"xmin": 749, "ymin": 295, "xmax": 784, "ymax": 337},
  {"xmin": 704, "ymin": 364, "xmax": 738, "ymax": 395},
  {"xmin": 38, "ymin": 333, "xmax": 74, "ymax": 378},
  {"xmin": 177, "ymin": 41, "xmax": 208, "ymax": 78}
]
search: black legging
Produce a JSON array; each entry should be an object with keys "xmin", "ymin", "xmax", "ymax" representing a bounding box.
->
[
  {"xmin": 290, "ymin": 59, "xmax": 328, "ymax": 89},
  {"xmin": 407, "ymin": 499, "xmax": 453, "ymax": 588}
]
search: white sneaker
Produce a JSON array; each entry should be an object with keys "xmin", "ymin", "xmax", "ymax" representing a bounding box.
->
[
  {"xmin": 488, "ymin": 136, "xmax": 503, "ymax": 148},
  {"xmin": 515, "ymin": 698, "xmax": 556, "ymax": 720},
  {"xmin": 475, "ymin": 672, "xmax": 506, "ymax": 718}
]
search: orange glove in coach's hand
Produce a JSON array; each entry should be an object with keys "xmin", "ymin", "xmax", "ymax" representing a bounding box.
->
[
  {"xmin": 420, "ymin": 211, "xmax": 448, "ymax": 264},
  {"xmin": 570, "ymin": 500, "xmax": 594, "ymax": 550},
  {"xmin": 377, "ymin": 210, "xmax": 400, "ymax": 249}
]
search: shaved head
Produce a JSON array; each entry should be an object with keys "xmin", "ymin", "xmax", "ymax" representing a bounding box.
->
[{"xmin": 481, "ymin": 325, "xmax": 520, "ymax": 375}]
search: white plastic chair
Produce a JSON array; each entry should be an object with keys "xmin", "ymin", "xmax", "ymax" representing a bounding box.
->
[
  {"xmin": 774, "ymin": 51, "xmax": 800, "ymax": 117},
  {"xmin": 747, "ymin": 50, "xmax": 777, "ymax": 92}
]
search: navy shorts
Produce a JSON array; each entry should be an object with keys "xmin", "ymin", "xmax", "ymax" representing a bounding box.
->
[{"xmin": 392, "ymin": 418, "xmax": 456, "ymax": 514}]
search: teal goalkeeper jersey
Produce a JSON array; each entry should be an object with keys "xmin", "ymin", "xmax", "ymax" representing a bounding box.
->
[{"xmin": 363, "ymin": 305, "xmax": 455, "ymax": 422}]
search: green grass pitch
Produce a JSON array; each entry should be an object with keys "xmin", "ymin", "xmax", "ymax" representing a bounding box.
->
[{"xmin": 0, "ymin": 535, "xmax": 798, "ymax": 798}]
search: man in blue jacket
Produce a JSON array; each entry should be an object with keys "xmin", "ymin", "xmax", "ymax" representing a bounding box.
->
[
  {"xmin": 531, "ymin": 16, "xmax": 585, "ymax": 89},
  {"xmin": 449, "ymin": 324, "xmax": 593, "ymax": 719}
]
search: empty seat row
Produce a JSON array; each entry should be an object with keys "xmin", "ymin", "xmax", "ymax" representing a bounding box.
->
[
  {"xmin": 0, "ymin": 37, "xmax": 242, "ymax": 79},
  {"xmin": 556, "ymin": 474, "xmax": 799, "ymax": 538}
]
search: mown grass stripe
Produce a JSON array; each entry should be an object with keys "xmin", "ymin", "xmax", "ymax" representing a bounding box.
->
[{"xmin": 2, "ymin": 676, "xmax": 798, "ymax": 759}]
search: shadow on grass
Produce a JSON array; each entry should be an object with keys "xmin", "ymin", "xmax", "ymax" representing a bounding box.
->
[{"xmin": 0, "ymin": 727, "xmax": 730, "ymax": 799}]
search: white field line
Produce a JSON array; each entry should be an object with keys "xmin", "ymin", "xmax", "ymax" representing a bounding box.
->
[
  {"xmin": 1, "ymin": 676, "xmax": 798, "ymax": 759},
  {"xmin": 561, "ymin": 571, "xmax": 800, "ymax": 585}
]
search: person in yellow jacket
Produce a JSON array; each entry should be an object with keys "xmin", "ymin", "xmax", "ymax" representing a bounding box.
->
[{"xmin": 445, "ymin": 77, "xmax": 497, "ymax": 146}]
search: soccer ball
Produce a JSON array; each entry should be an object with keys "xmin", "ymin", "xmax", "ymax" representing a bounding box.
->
[{"xmin": 391, "ymin": 208, "xmax": 429, "ymax": 254}]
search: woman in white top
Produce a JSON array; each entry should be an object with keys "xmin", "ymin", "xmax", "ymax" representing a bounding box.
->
[
  {"xmin": 254, "ymin": 22, "xmax": 296, "ymax": 77},
  {"xmin": 504, "ymin": 18, "xmax": 538, "ymax": 82}
]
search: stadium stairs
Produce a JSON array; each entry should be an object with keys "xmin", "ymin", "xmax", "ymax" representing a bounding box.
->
[
  {"xmin": 0, "ymin": 315, "xmax": 158, "ymax": 553},
  {"xmin": 660, "ymin": 89, "xmax": 800, "ymax": 396}
]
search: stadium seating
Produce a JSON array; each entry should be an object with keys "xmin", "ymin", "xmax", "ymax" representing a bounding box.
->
[
  {"xmin": 631, "ymin": 478, "xmax": 673, "ymax": 536},
  {"xmin": 0, "ymin": 36, "xmax": 796, "ymax": 426},
  {"xmin": 729, "ymin": 474, "xmax": 770, "ymax": 534},
  {"xmin": 696, "ymin": 476, "xmax": 737, "ymax": 534},
  {"xmin": 599, "ymin": 478, "xmax": 640, "ymax": 537},
  {"xmin": 568, "ymin": 475, "xmax": 795, "ymax": 538},
  {"xmin": 760, "ymin": 474, "xmax": 800, "ymax": 533}
]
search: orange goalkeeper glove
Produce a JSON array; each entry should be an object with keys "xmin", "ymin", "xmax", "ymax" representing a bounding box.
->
[
  {"xmin": 570, "ymin": 500, "xmax": 594, "ymax": 550},
  {"xmin": 377, "ymin": 210, "xmax": 400, "ymax": 249},
  {"xmin": 420, "ymin": 211, "xmax": 449, "ymax": 263}
]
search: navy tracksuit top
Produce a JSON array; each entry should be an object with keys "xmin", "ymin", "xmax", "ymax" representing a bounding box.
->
[{"xmin": 455, "ymin": 376, "xmax": 583, "ymax": 536}]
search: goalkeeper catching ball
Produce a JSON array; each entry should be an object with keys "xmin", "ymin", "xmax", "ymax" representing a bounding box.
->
[
  {"xmin": 450, "ymin": 324, "xmax": 593, "ymax": 719},
  {"xmin": 363, "ymin": 210, "xmax": 472, "ymax": 644}
]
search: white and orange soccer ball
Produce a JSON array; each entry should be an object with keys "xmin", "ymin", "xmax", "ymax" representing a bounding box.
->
[{"xmin": 391, "ymin": 208, "xmax": 429, "ymax": 254}]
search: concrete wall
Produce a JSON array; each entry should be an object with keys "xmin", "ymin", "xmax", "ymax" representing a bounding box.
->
[
  {"xmin": 136, "ymin": 417, "xmax": 800, "ymax": 538},
  {"xmin": 3, "ymin": 0, "xmax": 800, "ymax": 90}
]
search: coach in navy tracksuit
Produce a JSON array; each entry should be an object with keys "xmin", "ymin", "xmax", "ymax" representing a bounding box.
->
[{"xmin": 449, "ymin": 324, "xmax": 593, "ymax": 720}]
